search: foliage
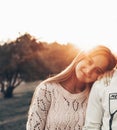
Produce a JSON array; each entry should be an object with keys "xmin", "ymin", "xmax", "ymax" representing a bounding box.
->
[{"xmin": 0, "ymin": 33, "xmax": 79, "ymax": 98}]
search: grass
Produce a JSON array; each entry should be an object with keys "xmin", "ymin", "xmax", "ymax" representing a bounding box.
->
[{"xmin": 0, "ymin": 81, "xmax": 41, "ymax": 130}]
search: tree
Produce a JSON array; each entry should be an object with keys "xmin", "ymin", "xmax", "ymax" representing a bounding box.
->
[
  {"xmin": 0, "ymin": 33, "xmax": 79, "ymax": 98},
  {"xmin": 0, "ymin": 33, "xmax": 46, "ymax": 98}
]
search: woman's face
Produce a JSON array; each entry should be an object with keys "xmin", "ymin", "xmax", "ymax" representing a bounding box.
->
[{"xmin": 75, "ymin": 55, "xmax": 109, "ymax": 83}]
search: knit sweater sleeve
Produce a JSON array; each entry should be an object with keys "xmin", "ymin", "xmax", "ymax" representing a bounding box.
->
[
  {"xmin": 83, "ymin": 81, "xmax": 103, "ymax": 130},
  {"xmin": 26, "ymin": 82, "xmax": 52, "ymax": 130}
]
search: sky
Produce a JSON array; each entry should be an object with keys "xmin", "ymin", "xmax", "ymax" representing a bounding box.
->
[{"xmin": 0, "ymin": 0, "xmax": 117, "ymax": 52}]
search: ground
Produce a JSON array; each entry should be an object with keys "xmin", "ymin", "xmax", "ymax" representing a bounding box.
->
[{"xmin": 0, "ymin": 81, "xmax": 41, "ymax": 130}]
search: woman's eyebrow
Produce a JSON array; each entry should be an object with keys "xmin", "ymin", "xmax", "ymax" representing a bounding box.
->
[{"xmin": 87, "ymin": 56, "xmax": 93, "ymax": 64}]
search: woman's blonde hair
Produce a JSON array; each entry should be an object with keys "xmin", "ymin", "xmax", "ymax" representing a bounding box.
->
[{"xmin": 44, "ymin": 45, "xmax": 117, "ymax": 83}]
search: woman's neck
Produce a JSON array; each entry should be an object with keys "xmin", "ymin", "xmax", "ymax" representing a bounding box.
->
[{"xmin": 60, "ymin": 75, "xmax": 87, "ymax": 94}]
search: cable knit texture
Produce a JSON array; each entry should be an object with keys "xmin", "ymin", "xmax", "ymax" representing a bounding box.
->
[{"xmin": 26, "ymin": 82, "xmax": 90, "ymax": 130}]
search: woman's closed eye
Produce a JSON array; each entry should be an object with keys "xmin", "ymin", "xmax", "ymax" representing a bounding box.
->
[{"xmin": 94, "ymin": 68, "xmax": 104, "ymax": 75}]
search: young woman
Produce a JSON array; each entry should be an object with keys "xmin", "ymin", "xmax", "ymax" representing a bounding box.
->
[{"xmin": 26, "ymin": 45, "xmax": 116, "ymax": 130}]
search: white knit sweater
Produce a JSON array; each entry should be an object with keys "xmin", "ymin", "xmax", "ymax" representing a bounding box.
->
[{"xmin": 26, "ymin": 82, "xmax": 90, "ymax": 130}]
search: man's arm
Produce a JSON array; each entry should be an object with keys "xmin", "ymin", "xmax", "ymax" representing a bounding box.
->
[{"xmin": 83, "ymin": 81, "xmax": 103, "ymax": 130}]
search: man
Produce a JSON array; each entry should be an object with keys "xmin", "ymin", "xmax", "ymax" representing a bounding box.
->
[{"xmin": 83, "ymin": 69, "xmax": 117, "ymax": 130}]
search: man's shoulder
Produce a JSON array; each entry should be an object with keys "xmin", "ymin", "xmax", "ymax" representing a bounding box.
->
[
  {"xmin": 94, "ymin": 78, "xmax": 105, "ymax": 85},
  {"xmin": 111, "ymin": 70, "xmax": 117, "ymax": 82},
  {"xmin": 93, "ymin": 70, "xmax": 117, "ymax": 89}
]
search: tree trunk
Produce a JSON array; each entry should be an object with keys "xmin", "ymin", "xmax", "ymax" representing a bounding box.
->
[{"xmin": 4, "ymin": 86, "xmax": 14, "ymax": 98}]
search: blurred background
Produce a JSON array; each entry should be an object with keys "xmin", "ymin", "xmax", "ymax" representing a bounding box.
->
[
  {"xmin": 0, "ymin": 0, "xmax": 117, "ymax": 52},
  {"xmin": 0, "ymin": 33, "xmax": 79, "ymax": 130}
]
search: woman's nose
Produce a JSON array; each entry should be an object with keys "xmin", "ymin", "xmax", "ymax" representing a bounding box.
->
[{"xmin": 85, "ymin": 66, "xmax": 93, "ymax": 75}]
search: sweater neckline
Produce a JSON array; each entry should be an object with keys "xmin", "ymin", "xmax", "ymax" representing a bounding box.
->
[{"xmin": 55, "ymin": 82, "xmax": 90, "ymax": 99}]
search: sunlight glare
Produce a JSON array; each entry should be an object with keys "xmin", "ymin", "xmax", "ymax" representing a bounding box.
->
[{"xmin": 0, "ymin": 0, "xmax": 117, "ymax": 54}]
